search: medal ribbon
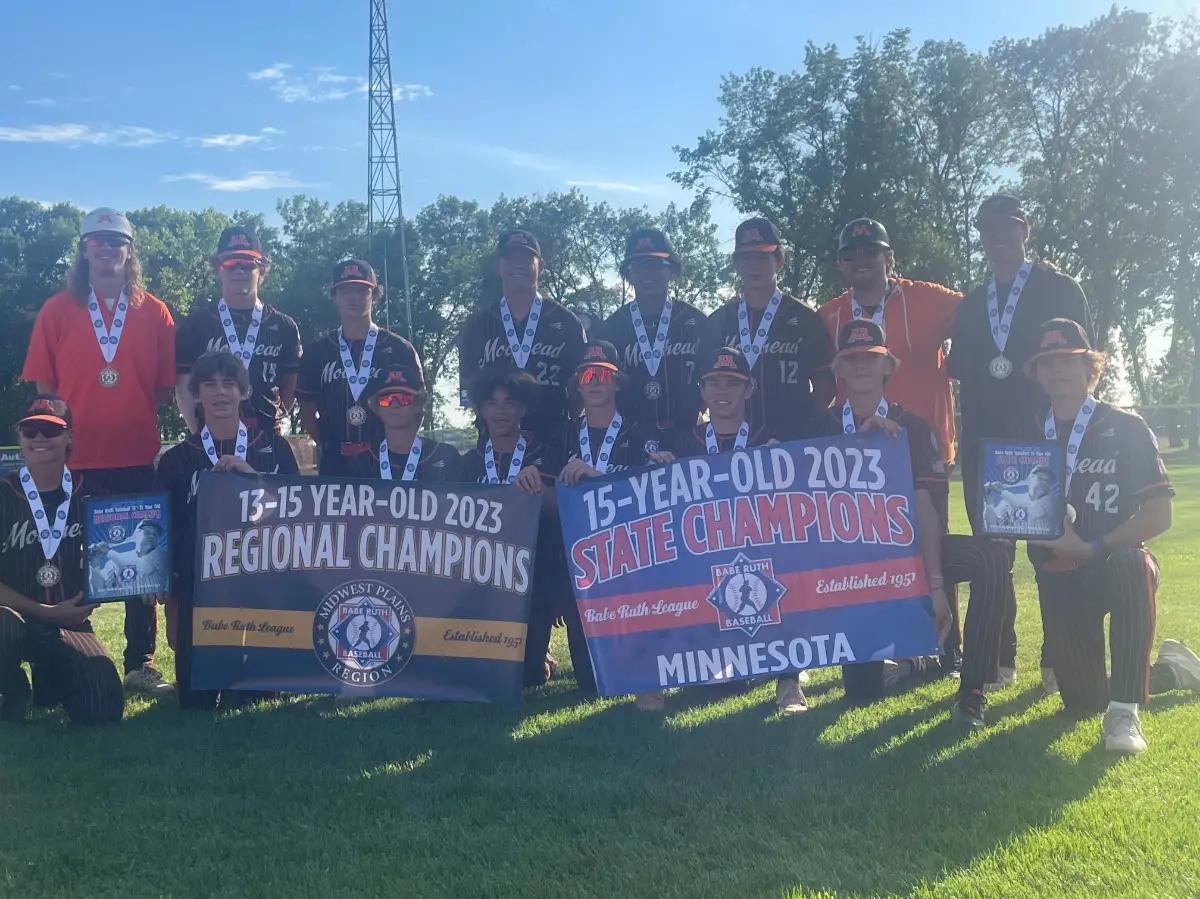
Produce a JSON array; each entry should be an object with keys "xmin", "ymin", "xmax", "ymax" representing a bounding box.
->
[
  {"xmin": 500, "ymin": 296, "xmax": 543, "ymax": 369},
  {"xmin": 737, "ymin": 291, "xmax": 783, "ymax": 371},
  {"xmin": 379, "ymin": 436, "xmax": 422, "ymax": 481},
  {"xmin": 485, "ymin": 435, "xmax": 527, "ymax": 485},
  {"xmin": 200, "ymin": 423, "xmax": 248, "ymax": 466},
  {"xmin": 842, "ymin": 399, "xmax": 889, "ymax": 434},
  {"xmin": 986, "ymin": 262, "xmax": 1032, "ymax": 356},
  {"xmin": 705, "ymin": 421, "xmax": 750, "ymax": 454},
  {"xmin": 629, "ymin": 298, "xmax": 673, "ymax": 378},
  {"xmin": 1044, "ymin": 397, "xmax": 1096, "ymax": 494},
  {"xmin": 87, "ymin": 289, "xmax": 128, "ymax": 365},
  {"xmin": 338, "ymin": 326, "xmax": 378, "ymax": 403},
  {"xmin": 19, "ymin": 466, "xmax": 73, "ymax": 563},
  {"xmin": 579, "ymin": 413, "xmax": 623, "ymax": 473},
  {"xmin": 850, "ymin": 284, "xmax": 895, "ymax": 327},
  {"xmin": 217, "ymin": 298, "xmax": 263, "ymax": 368}
]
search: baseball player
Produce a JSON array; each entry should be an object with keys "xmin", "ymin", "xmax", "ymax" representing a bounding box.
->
[
  {"xmin": 0, "ymin": 396, "xmax": 122, "ymax": 725},
  {"xmin": 457, "ymin": 230, "xmax": 587, "ymax": 446},
  {"xmin": 349, "ymin": 362, "xmax": 461, "ymax": 482},
  {"xmin": 802, "ymin": 321, "xmax": 1011, "ymax": 718},
  {"xmin": 297, "ymin": 259, "xmax": 422, "ymax": 477},
  {"xmin": 595, "ymin": 228, "xmax": 706, "ymax": 436},
  {"xmin": 153, "ymin": 350, "xmax": 299, "ymax": 709},
  {"xmin": 698, "ymin": 218, "xmax": 836, "ymax": 441},
  {"xmin": 1022, "ymin": 318, "xmax": 1188, "ymax": 752}
]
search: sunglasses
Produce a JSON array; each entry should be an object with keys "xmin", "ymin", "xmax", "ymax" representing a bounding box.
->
[
  {"xmin": 838, "ymin": 245, "xmax": 885, "ymax": 263},
  {"xmin": 628, "ymin": 257, "xmax": 671, "ymax": 271},
  {"xmin": 220, "ymin": 259, "xmax": 263, "ymax": 273},
  {"xmin": 377, "ymin": 391, "xmax": 417, "ymax": 407},
  {"xmin": 578, "ymin": 367, "xmax": 615, "ymax": 386},
  {"xmin": 85, "ymin": 235, "xmax": 131, "ymax": 249},
  {"xmin": 20, "ymin": 422, "xmax": 66, "ymax": 439}
]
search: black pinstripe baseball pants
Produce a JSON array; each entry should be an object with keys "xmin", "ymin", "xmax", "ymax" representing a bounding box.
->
[
  {"xmin": 0, "ymin": 608, "xmax": 123, "ymax": 725},
  {"xmin": 844, "ymin": 534, "xmax": 1012, "ymax": 703},
  {"xmin": 1036, "ymin": 548, "xmax": 1157, "ymax": 714}
]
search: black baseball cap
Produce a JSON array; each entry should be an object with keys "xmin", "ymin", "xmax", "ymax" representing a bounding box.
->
[
  {"xmin": 974, "ymin": 195, "xmax": 1028, "ymax": 227},
  {"xmin": 575, "ymin": 340, "xmax": 620, "ymax": 374},
  {"xmin": 331, "ymin": 258, "xmax": 378, "ymax": 289},
  {"xmin": 734, "ymin": 218, "xmax": 782, "ymax": 253},
  {"xmin": 620, "ymin": 228, "xmax": 681, "ymax": 276},
  {"xmin": 216, "ymin": 226, "xmax": 263, "ymax": 260},
  {"xmin": 374, "ymin": 363, "xmax": 426, "ymax": 397},
  {"xmin": 836, "ymin": 320, "xmax": 890, "ymax": 359},
  {"xmin": 497, "ymin": 229, "xmax": 541, "ymax": 259},
  {"xmin": 19, "ymin": 394, "xmax": 72, "ymax": 430},
  {"xmin": 1027, "ymin": 318, "xmax": 1092, "ymax": 368},
  {"xmin": 697, "ymin": 346, "xmax": 752, "ymax": 382},
  {"xmin": 838, "ymin": 218, "xmax": 890, "ymax": 252}
]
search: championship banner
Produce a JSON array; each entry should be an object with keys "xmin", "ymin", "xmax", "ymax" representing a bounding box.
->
[
  {"xmin": 191, "ymin": 474, "xmax": 541, "ymax": 704},
  {"xmin": 558, "ymin": 432, "xmax": 940, "ymax": 697}
]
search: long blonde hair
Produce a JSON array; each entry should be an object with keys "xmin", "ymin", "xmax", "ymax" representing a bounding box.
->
[{"xmin": 65, "ymin": 243, "xmax": 146, "ymax": 307}]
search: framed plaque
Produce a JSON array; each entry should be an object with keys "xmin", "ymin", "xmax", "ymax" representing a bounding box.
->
[
  {"xmin": 84, "ymin": 493, "xmax": 171, "ymax": 602},
  {"xmin": 978, "ymin": 441, "xmax": 1066, "ymax": 541}
]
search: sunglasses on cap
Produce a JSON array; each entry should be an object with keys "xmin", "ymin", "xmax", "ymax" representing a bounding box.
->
[
  {"xmin": 19, "ymin": 421, "xmax": 66, "ymax": 440},
  {"xmin": 220, "ymin": 258, "xmax": 263, "ymax": 273},
  {"xmin": 838, "ymin": 245, "xmax": 885, "ymax": 263},
  {"xmin": 377, "ymin": 391, "xmax": 417, "ymax": 407},
  {"xmin": 578, "ymin": 367, "xmax": 615, "ymax": 386},
  {"xmin": 85, "ymin": 235, "xmax": 131, "ymax": 249}
]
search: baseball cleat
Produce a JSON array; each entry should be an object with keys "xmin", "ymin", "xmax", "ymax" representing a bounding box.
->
[
  {"xmin": 1102, "ymin": 707, "xmax": 1147, "ymax": 755},
  {"xmin": 951, "ymin": 689, "xmax": 986, "ymax": 730},
  {"xmin": 1156, "ymin": 639, "xmax": 1200, "ymax": 692},
  {"xmin": 123, "ymin": 666, "xmax": 174, "ymax": 696},
  {"xmin": 983, "ymin": 666, "xmax": 1017, "ymax": 694},
  {"xmin": 775, "ymin": 677, "xmax": 808, "ymax": 715}
]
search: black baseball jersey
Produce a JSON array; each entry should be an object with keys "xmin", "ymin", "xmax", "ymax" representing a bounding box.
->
[
  {"xmin": 459, "ymin": 434, "xmax": 551, "ymax": 484},
  {"xmin": 554, "ymin": 416, "xmax": 657, "ymax": 476},
  {"xmin": 1026, "ymin": 403, "xmax": 1173, "ymax": 571},
  {"xmin": 347, "ymin": 437, "xmax": 463, "ymax": 482},
  {"xmin": 948, "ymin": 261, "xmax": 1093, "ymax": 440},
  {"xmin": 0, "ymin": 469, "xmax": 86, "ymax": 636},
  {"xmin": 595, "ymin": 299, "xmax": 706, "ymax": 432},
  {"xmin": 155, "ymin": 428, "xmax": 298, "ymax": 591},
  {"xmin": 296, "ymin": 327, "xmax": 422, "ymax": 476},
  {"xmin": 699, "ymin": 294, "xmax": 836, "ymax": 440},
  {"xmin": 175, "ymin": 299, "xmax": 303, "ymax": 433},
  {"xmin": 666, "ymin": 423, "xmax": 769, "ymax": 459},
  {"xmin": 457, "ymin": 299, "xmax": 586, "ymax": 443}
]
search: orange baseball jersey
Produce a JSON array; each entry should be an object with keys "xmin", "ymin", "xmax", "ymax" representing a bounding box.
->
[
  {"xmin": 22, "ymin": 289, "xmax": 176, "ymax": 470},
  {"xmin": 820, "ymin": 278, "xmax": 961, "ymax": 462}
]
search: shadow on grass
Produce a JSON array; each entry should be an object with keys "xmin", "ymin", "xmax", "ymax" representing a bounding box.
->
[{"xmin": 2, "ymin": 673, "xmax": 1196, "ymax": 899}]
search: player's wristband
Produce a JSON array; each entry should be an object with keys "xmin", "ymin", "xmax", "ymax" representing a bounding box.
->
[{"xmin": 1088, "ymin": 538, "xmax": 1109, "ymax": 560}]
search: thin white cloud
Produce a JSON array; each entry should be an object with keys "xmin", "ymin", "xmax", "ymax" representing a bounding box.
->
[
  {"xmin": 395, "ymin": 84, "xmax": 433, "ymax": 101},
  {"xmin": 194, "ymin": 133, "xmax": 265, "ymax": 148},
  {"xmin": 260, "ymin": 126, "xmax": 285, "ymax": 135},
  {"xmin": 566, "ymin": 179, "xmax": 666, "ymax": 195},
  {"xmin": 0, "ymin": 123, "xmax": 170, "ymax": 147},
  {"xmin": 26, "ymin": 98, "xmax": 60, "ymax": 108},
  {"xmin": 249, "ymin": 62, "xmax": 430, "ymax": 104},
  {"xmin": 7, "ymin": 85, "xmax": 20, "ymax": 92},
  {"xmin": 163, "ymin": 170, "xmax": 308, "ymax": 192},
  {"xmin": 249, "ymin": 63, "xmax": 291, "ymax": 81}
]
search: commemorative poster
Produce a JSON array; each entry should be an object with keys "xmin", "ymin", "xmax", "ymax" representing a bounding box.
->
[
  {"xmin": 191, "ymin": 474, "xmax": 541, "ymax": 704},
  {"xmin": 978, "ymin": 440, "xmax": 1066, "ymax": 541},
  {"xmin": 557, "ymin": 432, "xmax": 940, "ymax": 697},
  {"xmin": 84, "ymin": 494, "xmax": 171, "ymax": 602}
]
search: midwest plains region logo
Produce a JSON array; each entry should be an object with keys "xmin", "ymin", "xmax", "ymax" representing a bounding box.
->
[
  {"xmin": 313, "ymin": 580, "xmax": 416, "ymax": 687},
  {"xmin": 707, "ymin": 553, "xmax": 786, "ymax": 637}
]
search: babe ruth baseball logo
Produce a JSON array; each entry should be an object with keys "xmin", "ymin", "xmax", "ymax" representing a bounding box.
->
[
  {"xmin": 313, "ymin": 580, "xmax": 416, "ymax": 687},
  {"xmin": 707, "ymin": 553, "xmax": 786, "ymax": 637},
  {"xmin": 643, "ymin": 439, "xmax": 660, "ymax": 456},
  {"xmin": 107, "ymin": 524, "xmax": 127, "ymax": 542},
  {"xmin": 98, "ymin": 367, "xmax": 120, "ymax": 388},
  {"xmin": 1002, "ymin": 466, "xmax": 1020, "ymax": 484},
  {"xmin": 120, "ymin": 565, "xmax": 137, "ymax": 583}
]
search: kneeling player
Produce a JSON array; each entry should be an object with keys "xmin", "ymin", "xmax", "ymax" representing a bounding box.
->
[
  {"xmin": 1025, "ymin": 319, "xmax": 1194, "ymax": 753},
  {"xmin": 153, "ymin": 351, "xmax": 299, "ymax": 709},
  {"xmin": 809, "ymin": 322, "xmax": 1012, "ymax": 717},
  {"xmin": 350, "ymin": 363, "xmax": 461, "ymax": 482},
  {"xmin": 0, "ymin": 396, "xmax": 122, "ymax": 725}
]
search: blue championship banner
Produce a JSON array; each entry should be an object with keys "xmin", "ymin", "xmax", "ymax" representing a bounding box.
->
[
  {"xmin": 191, "ymin": 474, "xmax": 541, "ymax": 704},
  {"xmin": 979, "ymin": 440, "xmax": 1066, "ymax": 540},
  {"xmin": 558, "ymin": 432, "xmax": 940, "ymax": 697},
  {"xmin": 84, "ymin": 494, "xmax": 171, "ymax": 603}
]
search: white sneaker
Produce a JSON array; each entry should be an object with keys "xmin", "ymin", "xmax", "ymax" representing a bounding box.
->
[
  {"xmin": 983, "ymin": 666, "xmax": 1017, "ymax": 694},
  {"xmin": 1041, "ymin": 667, "xmax": 1059, "ymax": 695},
  {"xmin": 1102, "ymin": 707, "xmax": 1147, "ymax": 754},
  {"xmin": 775, "ymin": 677, "xmax": 808, "ymax": 715},
  {"xmin": 1156, "ymin": 639, "xmax": 1200, "ymax": 692},
  {"xmin": 123, "ymin": 666, "xmax": 175, "ymax": 696}
]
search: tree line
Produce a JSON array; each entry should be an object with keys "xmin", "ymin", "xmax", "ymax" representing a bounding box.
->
[{"xmin": 1, "ymin": 8, "xmax": 1196, "ymax": 442}]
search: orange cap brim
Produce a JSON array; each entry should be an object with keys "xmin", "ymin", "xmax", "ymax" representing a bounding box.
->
[
  {"xmin": 734, "ymin": 245, "xmax": 779, "ymax": 254},
  {"xmin": 19, "ymin": 414, "xmax": 68, "ymax": 428},
  {"xmin": 835, "ymin": 346, "xmax": 890, "ymax": 360}
]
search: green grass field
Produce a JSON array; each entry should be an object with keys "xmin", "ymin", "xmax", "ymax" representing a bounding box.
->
[{"xmin": 2, "ymin": 459, "xmax": 1198, "ymax": 899}]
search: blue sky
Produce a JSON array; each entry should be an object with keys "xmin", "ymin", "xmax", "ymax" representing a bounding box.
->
[{"xmin": 0, "ymin": 0, "xmax": 1193, "ymax": 239}]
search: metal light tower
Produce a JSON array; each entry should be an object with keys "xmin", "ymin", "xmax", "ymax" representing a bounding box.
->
[{"xmin": 367, "ymin": 0, "xmax": 413, "ymax": 337}]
